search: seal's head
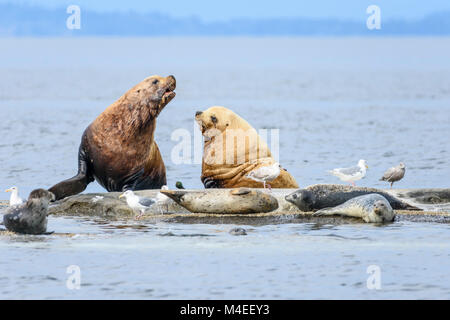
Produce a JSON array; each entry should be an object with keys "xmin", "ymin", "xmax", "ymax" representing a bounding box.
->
[
  {"xmin": 370, "ymin": 200, "xmax": 395, "ymax": 223},
  {"xmin": 127, "ymin": 75, "xmax": 176, "ymax": 118},
  {"xmin": 285, "ymin": 189, "xmax": 315, "ymax": 212},
  {"xmin": 27, "ymin": 189, "xmax": 55, "ymax": 207}
]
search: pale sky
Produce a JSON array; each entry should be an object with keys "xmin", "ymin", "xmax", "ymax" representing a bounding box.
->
[{"xmin": 3, "ymin": 0, "xmax": 450, "ymax": 21}]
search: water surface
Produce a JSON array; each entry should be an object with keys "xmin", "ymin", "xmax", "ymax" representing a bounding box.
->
[{"xmin": 0, "ymin": 37, "xmax": 449, "ymax": 299}]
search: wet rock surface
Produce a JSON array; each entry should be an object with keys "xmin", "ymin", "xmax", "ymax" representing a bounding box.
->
[{"xmin": 1, "ymin": 188, "xmax": 449, "ymax": 225}]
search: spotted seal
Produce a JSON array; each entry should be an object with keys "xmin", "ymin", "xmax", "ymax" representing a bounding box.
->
[
  {"xmin": 161, "ymin": 188, "xmax": 279, "ymax": 214},
  {"xmin": 285, "ymin": 184, "xmax": 420, "ymax": 211},
  {"xmin": 3, "ymin": 189, "xmax": 55, "ymax": 234},
  {"xmin": 313, "ymin": 193, "xmax": 395, "ymax": 223}
]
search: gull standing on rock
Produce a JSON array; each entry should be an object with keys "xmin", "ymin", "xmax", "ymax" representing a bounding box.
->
[
  {"xmin": 156, "ymin": 185, "xmax": 172, "ymax": 214},
  {"xmin": 119, "ymin": 190, "xmax": 155, "ymax": 219},
  {"xmin": 5, "ymin": 187, "xmax": 24, "ymax": 207},
  {"xmin": 380, "ymin": 162, "xmax": 406, "ymax": 188},
  {"xmin": 328, "ymin": 159, "xmax": 368, "ymax": 186},
  {"xmin": 246, "ymin": 162, "xmax": 282, "ymax": 189}
]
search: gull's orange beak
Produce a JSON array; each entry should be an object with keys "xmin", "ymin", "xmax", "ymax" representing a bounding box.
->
[
  {"xmin": 5, "ymin": 189, "xmax": 11, "ymax": 193},
  {"xmin": 119, "ymin": 194, "xmax": 125, "ymax": 199},
  {"xmin": 366, "ymin": 165, "xmax": 369, "ymax": 169}
]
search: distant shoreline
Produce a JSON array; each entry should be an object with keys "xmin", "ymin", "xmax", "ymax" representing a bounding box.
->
[{"xmin": 1, "ymin": 4, "xmax": 450, "ymax": 37}]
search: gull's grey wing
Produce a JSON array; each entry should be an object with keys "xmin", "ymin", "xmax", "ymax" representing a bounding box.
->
[
  {"xmin": 138, "ymin": 197, "xmax": 155, "ymax": 207},
  {"xmin": 337, "ymin": 166, "xmax": 361, "ymax": 176},
  {"xmin": 381, "ymin": 167, "xmax": 396, "ymax": 180},
  {"xmin": 251, "ymin": 166, "xmax": 274, "ymax": 179},
  {"xmin": 382, "ymin": 167, "xmax": 404, "ymax": 182}
]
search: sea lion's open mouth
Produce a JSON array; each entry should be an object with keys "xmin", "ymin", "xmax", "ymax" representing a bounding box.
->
[
  {"xmin": 162, "ymin": 87, "xmax": 176, "ymax": 104},
  {"xmin": 161, "ymin": 77, "xmax": 176, "ymax": 105}
]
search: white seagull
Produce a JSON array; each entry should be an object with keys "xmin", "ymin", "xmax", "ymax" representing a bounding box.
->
[
  {"xmin": 328, "ymin": 159, "xmax": 368, "ymax": 186},
  {"xmin": 119, "ymin": 190, "xmax": 155, "ymax": 219},
  {"xmin": 246, "ymin": 162, "xmax": 282, "ymax": 189},
  {"xmin": 5, "ymin": 186, "xmax": 24, "ymax": 207},
  {"xmin": 155, "ymin": 185, "xmax": 172, "ymax": 214}
]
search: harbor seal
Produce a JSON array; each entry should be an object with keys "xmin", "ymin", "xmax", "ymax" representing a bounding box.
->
[
  {"xmin": 49, "ymin": 75, "xmax": 176, "ymax": 200},
  {"xmin": 195, "ymin": 106, "xmax": 298, "ymax": 189},
  {"xmin": 285, "ymin": 184, "xmax": 421, "ymax": 211},
  {"xmin": 3, "ymin": 189, "xmax": 55, "ymax": 234},
  {"xmin": 313, "ymin": 194, "xmax": 395, "ymax": 223},
  {"xmin": 161, "ymin": 188, "xmax": 279, "ymax": 214}
]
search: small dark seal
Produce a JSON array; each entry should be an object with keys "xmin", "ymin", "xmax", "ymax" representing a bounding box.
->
[
  {"xmin": 285, "ymin": 184, "xmax": 420, "ymax": 211},
  {"xmin": 3, "ymin": 189, "xmax": 55, "ymax": 235},
  {"xmin": 229, "ymin": 227, "xmax": 247, "ymax": 236}
]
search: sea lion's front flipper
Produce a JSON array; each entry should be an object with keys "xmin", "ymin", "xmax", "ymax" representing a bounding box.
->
[
  {"xmin": 49, "ymin": 174, "xmax": 91, "ymax": 201},
  {"xmin": 48, "ymin": 142, "xmax": 94, "ymax": 200}
]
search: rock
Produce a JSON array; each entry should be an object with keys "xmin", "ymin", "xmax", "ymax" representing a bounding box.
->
[{"xmin": 42, "ymin": 188, "xmax": 450, "ymax": 224}]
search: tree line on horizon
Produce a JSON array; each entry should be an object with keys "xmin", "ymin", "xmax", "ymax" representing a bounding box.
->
[{"xmin": 1, "ymin": 3, "xmax": 449, "ymax": 36}]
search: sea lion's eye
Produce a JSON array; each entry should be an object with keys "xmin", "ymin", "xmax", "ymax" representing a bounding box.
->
[
  {"xmin": 152, "ymin": 79, "xmax": 159, "ymax": 85},
  {"xmin": 293, "ymin": 194, "xmax": 297, "ymax": 199},
  {"xmin": 211, "ymin": 115, "xmax": 218, "ymax": 123}
]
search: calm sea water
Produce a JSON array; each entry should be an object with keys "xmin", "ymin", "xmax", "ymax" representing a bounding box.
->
[{"xmin": 0, "ymin": 37, "xmax": 449, "ymax": 299}]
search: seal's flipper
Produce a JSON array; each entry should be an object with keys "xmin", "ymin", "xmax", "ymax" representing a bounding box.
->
[
  {"xmin": 49, "ymin": 140, "xmax": 94, "ymax": 200},
  {"xmin": 231, "ymin": 188, "xmax": 251, "ymax": 196},
  {"xmin": 313, "ymin": 207, "xmax": 335, "ymax": 216},
  {"xmin": 160, "ymin": 190, "xmax": 187, "ymax": 203}
]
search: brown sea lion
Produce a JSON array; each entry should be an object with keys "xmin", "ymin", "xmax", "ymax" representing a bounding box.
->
[
  {"xmin": 49, "ymin": 75, "xmax": 176, "ymax": 200},
  {"xmin": 195, "ymin": 106, "xmax": 299, "ymax": 189}
]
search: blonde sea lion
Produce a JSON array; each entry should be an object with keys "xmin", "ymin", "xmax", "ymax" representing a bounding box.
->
[
  {"xmin": 49, "ymin": 75, "xmax": 176, "ymax": 200},
  {"xmin": 161, "ymin": 188, "xmax": 279, "ymax": 214},
  {"xmin": 195, "ymin": 106, "xmax": 298, "ymax": 189}
]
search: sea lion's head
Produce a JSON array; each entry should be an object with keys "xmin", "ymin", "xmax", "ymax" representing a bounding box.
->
[
  {"xmin": 285, "ymin": 189, "xmax": 315, "ymax": 211},
  {"xmin": 195, "ymin": 106, "xmax": 252, "ymax": 141},
  {"xmin": 129, "ymin": 75, "xmax": 176, "ymax": 118},
  {"xmin": 371, "ymin": 200, "xmax": 395, "ymax": 223}
]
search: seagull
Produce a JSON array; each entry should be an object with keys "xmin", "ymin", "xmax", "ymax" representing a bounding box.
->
[
  {"xmin": 155, "ymin": 185, "xmax": 172, "ymax": 214},
  {"xmin": 246, "ymin": 162, "xmax": 282, "ymax": 189},
  {"xmin": 328, "ymin": 159, "xmax": 368, "ymax": 186},
  {"xmin": 5, "ymin": 186, "xmax": 24, "ymax": 207},
  {"xmin": 119, "ymin": 190, "xmax": 155, "ymax": 219},
  {"xmin": 3, "ymin": 189, "xmax": 55, "ymax": 235},
  {"xmin": 380, "ymin": 162, "xmax": 406, "ymax": 188}
]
